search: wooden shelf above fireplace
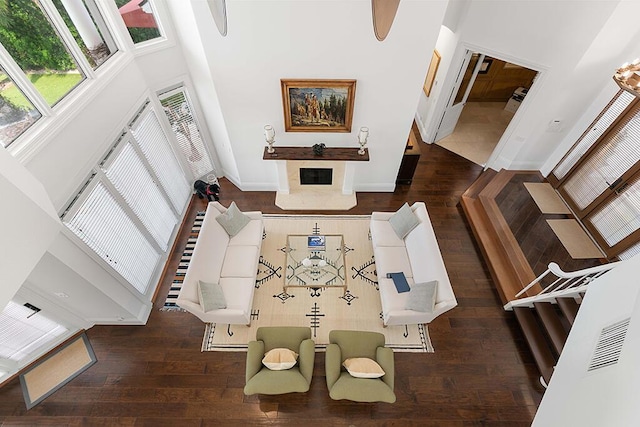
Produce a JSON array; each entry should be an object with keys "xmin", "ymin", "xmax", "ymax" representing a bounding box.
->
[{"xmin": 263, "ymin": 147, "xmax": 369, "ymax": 161}]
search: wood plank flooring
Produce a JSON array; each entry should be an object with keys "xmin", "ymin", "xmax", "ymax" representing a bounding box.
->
[{"xmin": 0, "ymin": 134, "xmax": 545, "ymax": 426}]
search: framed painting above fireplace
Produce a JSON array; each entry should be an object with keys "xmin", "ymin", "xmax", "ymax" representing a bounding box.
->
[{"xmin": 281, "ymin": 79, "xmax": 356, "ymax": 133}]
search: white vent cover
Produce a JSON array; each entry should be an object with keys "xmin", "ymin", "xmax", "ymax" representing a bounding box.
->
[{"xmin": 588, "ymin": 318, "xmax": 630, "ymax": 371}]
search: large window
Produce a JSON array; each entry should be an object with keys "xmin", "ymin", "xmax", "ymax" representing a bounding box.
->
[
  {"xmin": 551, "ymin": 90, "xmax": 640, "ymax": 259},
  {"xmin": 0, "ymin": 0, "xmax": 118, "ymax": 148},
  {"xmin": 62, "ymin": 102, "xmax": 189, "ymax": 295},
  {"xmin": 159, "ymin": 86, "xmax": 217, "ymax": 180}
]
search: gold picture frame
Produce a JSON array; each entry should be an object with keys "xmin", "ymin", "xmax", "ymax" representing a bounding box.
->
[
  {"xmin": 423, "ymin": 50, "xmax": 441, "ymax": 97},
  {"xmin": 281, "ymin": 79, "xmax": 356, "ymax": 132}
]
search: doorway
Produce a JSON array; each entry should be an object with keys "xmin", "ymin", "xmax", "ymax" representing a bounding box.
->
[{"xmin": 434, "ymin": 50, "xmax": 539, "ymax": 166}]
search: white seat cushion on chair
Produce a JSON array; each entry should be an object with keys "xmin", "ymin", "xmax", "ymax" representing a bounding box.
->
[{"xmin": 228, "ymin": 219, "xmax": 263, "ymax": 246}]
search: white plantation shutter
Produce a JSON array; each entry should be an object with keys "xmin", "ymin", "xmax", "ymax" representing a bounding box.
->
[
  {"xmin": 64, "ymin": 181, "xmax": 160, "ymax": 294},
  {"xmin": 562, "ymin": 103, "xmax": 640, "ymax": 210},
  {"xmin": 0, "ymin": 301, "xmax": 67, "ymax": 362},
  {"xmin": 130, "ymin": 109, "xmax": 190, "ymax": 213},
  {"xmin": 159, "ymin": 87, "xmax": 215, "ymax": 179},
  {"xmin": 554, "ymin": 91, "xmax": 635, "ymax": 180},
  {"xmin": 103, "ymin": 141, "xmax": 178, "ymax": 251},
  {"xmin": 586, "ymin": 175, "xmax": 640, "ymax": 246}
]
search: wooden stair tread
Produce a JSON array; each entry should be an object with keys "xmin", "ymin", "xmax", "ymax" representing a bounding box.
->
[
  {"xmin": 557, "ymin": 297, "xmax": 580, "ymax": 325},
  {"xmin": 513, "ymin": 307, "xmax": 555, "ymax": 384},
  {"xmin": 534, "ymin": 302, "xmax": 569, "ymax": 356},
  {"xmin": 461, "ymin": 169, "xmax": 541, "ymax": 304}
]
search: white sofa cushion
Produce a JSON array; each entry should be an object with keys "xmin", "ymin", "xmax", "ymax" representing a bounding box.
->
[
  {"xmin": 221, "ymin": 245, "xmax": 261, "ymax": 277},
  {"xmin": 228, "ymin": 218, "xmax": 263, "ymax": 247},
  {"xmin": 373, "ymin": 246, "xmax": 413, "ymax": 279},
  {"xmin": 219, "ymin": 277, "xmax": 255, "ymax": 309},
  {"xmin": 370, "ymin": 218, "xmax": 405, "ymax": 247}
]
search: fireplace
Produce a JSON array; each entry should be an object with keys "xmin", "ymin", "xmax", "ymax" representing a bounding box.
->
[{"xmin": 300, "ymin": 168, "xmax": 333, "ymax": 185}]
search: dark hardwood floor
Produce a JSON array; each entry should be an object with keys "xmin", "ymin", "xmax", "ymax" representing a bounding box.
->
[{"xmin": 0, "ymin": 134, "xmax": 546, "ymax": 426}]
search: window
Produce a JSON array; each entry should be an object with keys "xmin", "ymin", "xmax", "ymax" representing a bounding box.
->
[
  {"xmin": 159, "ymin": 86, "xmax": 217, "ymax": 180},
  {"xmin": 0, "ymin": 301, "xmax": 67, "ymax": 362},
  {"xmin": 114, "ymin": 0, "xmax": 162, "ymax": 44},
  {"xmin": 0, "ymin": 65, "xmax": 42, "ymax": 148},
  {"xmin": 0, "ymin": 0, "xmax": 118, "ymax": 148},
  {"xmin": 552, "ymin": 90, "xmax": 640, "ymax": 259},
  {"xmin": 0, "ymin": 0, "xmax": 86, "ymax": 107},
  {"xmin": 52, "ymin": 0, "xmax": 118, "ymax": 69},
  {"xmin": 62, "ymin": 102, "xmax": 189, "ymax": 295}
]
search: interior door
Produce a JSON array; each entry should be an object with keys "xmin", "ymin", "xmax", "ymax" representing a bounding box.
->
[{"xmin": 434, "ymin": 51, "xmax": 483, "ymax": 142}]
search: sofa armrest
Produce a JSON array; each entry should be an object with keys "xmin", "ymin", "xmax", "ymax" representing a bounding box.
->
[
  {"xmin": 376, "ymin": 347, "xmax": 395, "ymax": 390},
  {"xmin": 246, "ymin": 340, "xmax": 265, "ymax": 382},
  {"xmin": 244, "ymin": 211, "xmax": 263, "ymax": 220},
  {"xmin": 325, "ymin": 343, "xmax": 342, "ymax": 390},
  {"xmin": 298, "ymin": 339, "xmax": 315, "ymax": 384}
]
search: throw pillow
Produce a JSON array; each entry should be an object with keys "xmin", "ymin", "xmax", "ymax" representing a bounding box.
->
[
  {"xmin": 343, "ymin": 357, "xmax": 385, "ymax": 379},
  {"xmin": 262, "ymin": 348, "xmax": 298, "ymax": 370},
  {"xmin": 388, "ymin": 202, "xmax": 420, "ymax": 239},
  {"xmin": 405, "ymin": 280, "xmax": 438, "ymax": 313},
  {"xmin": 198, "ymin": 280, "xmax": 227, "ymax": 312},
  {"xmin": 215, "ymin": 201, "xmax": 251, "ymax": 236}
]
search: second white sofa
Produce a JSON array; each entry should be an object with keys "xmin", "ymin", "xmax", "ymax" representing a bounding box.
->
[
  {"xmin": 370, "ymin": 202, "xmax": 457, "ymax": 326},
  {"xmin": 177, "ymin": 202, "xmax": 263, "ymax": 325}
]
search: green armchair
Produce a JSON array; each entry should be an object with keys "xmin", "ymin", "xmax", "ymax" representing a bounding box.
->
[
  {"xmin": 325, "ymin": 330, "xmax": 396, "ymax": 403},
  {"xmin": 244, "ymin": 326, "xmax": 315, "ymax": 395}
]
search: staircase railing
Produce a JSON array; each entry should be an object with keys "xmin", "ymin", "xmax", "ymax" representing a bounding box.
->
[{"xmin": 504, "ymin": 261, "xmax": 622, "ymax": 311}]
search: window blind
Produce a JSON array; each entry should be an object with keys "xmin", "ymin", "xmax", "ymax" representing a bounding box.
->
[
  {"xmin": 159, "ymin": 87, "xmax": 215, "ymax": 179},
  {"xmin": 587, "ymin": 175, "xmax": 640, "ymax": 246},
  {"xmin": 562, "ymin": 103, "xmax": 640, "ymax": 210},
  {"xmin": 64, "ymin": 181, "xmax": 160, "ymax": 294},
  {"xmin": 618, "ymin": 242, "xmax": 640, "ymax": 260},
  {"xmin": 0, "ymin": 301, "xmax": 67, "ymax": 362},
  {"xmin": 130, "ymin": 109, "xmax": 190, "ymax": 213},
  {"xmin": 102, "ymin": 141, "xmax": 177, "ymax": 251},
  {"xmin": 553, "ymin": 91, "xmax": 635, "ymax": 180}
]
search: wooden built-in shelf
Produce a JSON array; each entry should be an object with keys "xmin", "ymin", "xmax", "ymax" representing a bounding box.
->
[{"xmin": 263, "ymin": 147, "xmax": 369, "ymax": 161}]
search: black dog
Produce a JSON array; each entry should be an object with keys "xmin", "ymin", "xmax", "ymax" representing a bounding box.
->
[{"xmin": 194, "ymin": 180, "xmax": 220, "ymax": 201}]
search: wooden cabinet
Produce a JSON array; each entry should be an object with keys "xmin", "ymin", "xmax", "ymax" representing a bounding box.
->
[{"xmin": 396, "ymin": 132, "xmax": 421, "ymax": 185}]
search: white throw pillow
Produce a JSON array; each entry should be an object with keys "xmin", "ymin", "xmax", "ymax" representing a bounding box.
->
[
  {"xmin": 262, "ymin": 348, "xmax": 298, "ymax": 370},
  {"xmin": 198, "ymin": 280, "xmax": 227, "ymax": 312},
  {"xmin": 215, "ymin": 202, "xmax": 251, "ymax": 236},
  {"xmin": 388, "ymin": 203, "xmax": 420, "ymax": 239},
  {"xmin": 405, "ymin": 280, "xmax": 438, "ymax": 313},
  {"xmin": 343, "ymin": 357, "xmax": 385, "ymax": 378}
]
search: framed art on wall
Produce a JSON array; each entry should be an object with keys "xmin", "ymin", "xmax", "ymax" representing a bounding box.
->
[
  {"xmin": 281, "ymin": 79, "xmax": 356, "ymax": 132},
  {"xmin": 423, "ymin": 50, "xmax": 441, "ymax": 97}
]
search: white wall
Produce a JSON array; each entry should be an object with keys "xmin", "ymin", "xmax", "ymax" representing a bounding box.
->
[
  {"xmin": 420, "ymin": 0, "xmax": 640, "ymax": 172},
  {"xmin": 0, "ymin": 147, "xmax": 60, "ymax": 311},
  {"xmin": 533, "ymin": 255, "xmax": 640, "ymax": 426},
  {"xmin": 171, "ymin": 0, "xmax": 448, "ymax": 192}
]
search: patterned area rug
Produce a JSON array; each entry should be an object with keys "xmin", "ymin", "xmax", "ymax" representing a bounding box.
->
[
  {"xmin": 201, "ymin": 214, "xmax": 434, "ymax": 353},
  {"xmin": 160, "ymin": 211, "xmax": 205, "ymax": 311}
]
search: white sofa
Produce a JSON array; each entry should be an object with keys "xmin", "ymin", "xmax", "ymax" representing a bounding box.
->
[
  {"xmin": 176, "ymin": 202, "xmax": 263, "ymax": 325},
  {"xmin": 370, "ymin": 202, "xmax": 457, "ymax": 326}
]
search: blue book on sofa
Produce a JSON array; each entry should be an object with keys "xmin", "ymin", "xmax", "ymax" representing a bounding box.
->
[{"xmin": 386, "ymin": 272, "xmax": 410, "ymax": 293}]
